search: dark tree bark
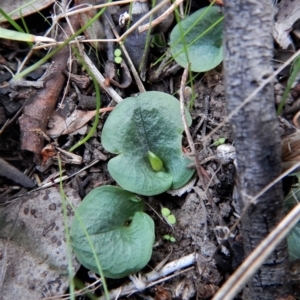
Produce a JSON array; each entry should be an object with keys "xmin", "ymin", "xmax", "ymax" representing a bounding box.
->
[{"xmin": 223, "ymin": 0, "xmax": 290, "ymax": 299}]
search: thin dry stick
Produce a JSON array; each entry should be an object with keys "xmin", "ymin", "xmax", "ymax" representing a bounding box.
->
[
  {"xmin": 82, "ymin": 51, "xmax": 123, "ymax": 103},
  {"xmin": 201, "ymin": 47, "xmax": 300, "ymax": 144},
  {"xmin": 98, "ymin": 253, "xmax": 197, "ymax": 300},
  {"xmin": 119, "ymin": 0, "xmax": 174, "ymax": 42},
  {"xmin": 55, "ymin": 0, "xmax": 147, "ymax": 19},
  {"xmin": 47, "ymin": 0, "xmax": 173, "ymax": 46},
  {"xmin": 179, "ymin": 66, "xmax": 206, "ymax": 186},
  {"xmin": 138, "ymin": 0, "xmax": 184, "ymax": 33},
  {"xmin": 213, "ymin": 203, "xmax": 300, "ymax": 300},
  {"xmin": 32, "ymin": 0, "xmax": 178, "ymax": 52},
  {"xmin": 103, "ymin": 12, "xmax": 146, "ymax": 93}
]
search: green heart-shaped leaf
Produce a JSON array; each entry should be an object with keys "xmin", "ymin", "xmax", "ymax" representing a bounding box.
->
[
  {"xmin": 288, "ymin": 223, "xmax": 300, "ymax": 261},
  {"xmin": 101, "ymin": 91, "xmax": 194, "ymax": 196},
  {"xmin": 284, "ymin": 175, "xmax": 300, "ymax": 261},
  {"xmin": 70, "ymin": 185, "xmax": 155, "ymax": 279},
  {"xmin": 170, "ymin": 6, "xmax": 224, "ymax": 72}
]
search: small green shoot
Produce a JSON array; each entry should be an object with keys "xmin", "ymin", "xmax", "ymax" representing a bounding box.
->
[
  {"xmin": 163, "ymin": 235, "xmax": 176, "ymax": 242},
  {"xmin": 148, "ymin": 151, "xmax": 164, "ymax": 172},
  {"xmin": 167, "ymin": 214, "xmax": 176, "ymax": 225},
  {"xmin": 277, "ymin": 55, "xmax": 300, "ymax": 115},
  {"xmin": 114, "ymin": 48, "xmax": 122, "ymax": 64},
  {"xmin": 151, "ymin": 33, "xmax": 166, "ymax": 48},
  {"xmin": 213, "ymin": 137, "xmax": 226, "ymax": 147},
  {"xmin": 161, "ymin": 207, "xmax": 171, "ymax": 217},
  {"xmin": 161, "ymin": 206, "xmax": 176, "ymax": 226}
]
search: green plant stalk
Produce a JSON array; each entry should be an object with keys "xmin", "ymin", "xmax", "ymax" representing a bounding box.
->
[
  {"xmin": 173, "ymin": 8, "xmax": 190, "ymax": 67},
  {"xmin": 73, "ymin": 278, "xmax": 98, "ymax": 300},
  {"xmin": 138, "ymin": 0, "xmax": 156, "ymax": 72},
  {"xmin": 187, "ymin": 69, "xmax": 195, "ymax": 110},
  {"xmin": 172, "ymin": 2, "xmax": 215, "ymax": 50},
  {"xmin": 64, "ymin": 191, "xmax": 110, "ymax": 299},
  {"xmin": 20, "ymin": 13, "xmax": 30, "ymax": 34},
  {"xmin": 0, "ymin": 8, "xmax": 26, "ymax": 33},
  {"xmin": 277, "ymin": 55, "xmax": 300, "ymax": 115},
  {"xmin": 68, "ymin": 46, "xmax": 101, "ymax": 152},
  {"xmin": 58, "ymin": 155, "xmax": 75, "ymax": 300},
  {"xmin": 14, "ymin": 2, "xmax": 111, "ymax": 80},
  {"xmin": 0, "ymin": 8, "xmax": 33, "ymax": 47}
]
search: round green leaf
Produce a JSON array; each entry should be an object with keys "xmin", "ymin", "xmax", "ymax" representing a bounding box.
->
[
  {"xmin": 101, "ymin": 91, "xmax": 194, "ymax": 196},
  {"xmin": 163, "ymin": 234, "xmax": 171, "ymax": 240},
  {"xmin": 70, "ymin": 185, "xmax": 155, "ymax": 279},
  {"xmin": 114, "ymin": 48, "xmax": 122, "ymax": 57},
  {"xmin": 161, "ymin": 207, "xmax": 171, "ymax": 217},
  {"xmin": 169, "ymin": 236, "xmax": 176, "ymax": 243},
  {"xmin": 167, "ymin": 214, "xmax": 176, "ymax": 225},
  {"xmin": 114, "ymin": 56, "xmax": 122, "ymax": 64},
  {"xmin": 170, "ymin": 6, "xmax": 223, "ymax": 72}
]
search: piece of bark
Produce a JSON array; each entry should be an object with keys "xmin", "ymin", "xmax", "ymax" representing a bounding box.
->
[
  {"xmin": 18, "ymin": 17, "xmax": 80, "ymax": 163},
  {"xmin": 223, "ymin": 1, "xmax": 290, "ymax": 299}
]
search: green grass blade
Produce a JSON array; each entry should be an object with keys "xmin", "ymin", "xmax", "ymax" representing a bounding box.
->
[
  {"xmin": 58, "ymin": 156, "xmax": 75, "ymax": 300},
  {"xmin": 277, "ymin": 55, "xmax": 300, "ymax": 115},
  {"xmin": 68, "ymin": 46, "xmax": 101, "ymax": 153},
  {"xmin": 0, "ymin": 8, "xmax": 26, "ymax": 33},
  {"xmin": 0, "ymin": 27, "xmax": 52, "ymax": 42},
  {"xmin": 14, "ymin": 1, "xmax": 112, "ymax": 80}
]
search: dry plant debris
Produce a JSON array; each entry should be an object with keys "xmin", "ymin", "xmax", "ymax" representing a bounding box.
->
[{"xmin": 0, "ymin": 0, "xmax": 300, "ymax": 299}]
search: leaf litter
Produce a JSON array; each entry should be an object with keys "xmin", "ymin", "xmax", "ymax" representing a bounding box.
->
[{"xmin": 1, "ymin": 0, "xmax": 300, "ymax": 299}]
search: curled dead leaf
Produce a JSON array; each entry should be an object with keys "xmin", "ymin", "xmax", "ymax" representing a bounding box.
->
[{"xmin": 47, "ymin": 107, "xmax": 114, "ymax": 138}]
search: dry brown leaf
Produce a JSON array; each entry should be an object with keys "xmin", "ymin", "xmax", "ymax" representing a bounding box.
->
[
  {"xmin": 75, "ymin": 0, "xmax": 105, "ymax": 50},
  {"xmin": 0, "ymin": 0, "xmax": 55, "ymax": 23},
  {"xmin": 273, "ymin": 0, "xmax": 300, "ymax": 48},
  {"xmin": 47, "ymin": 107, "xmax": 114, "ymax": 138}
]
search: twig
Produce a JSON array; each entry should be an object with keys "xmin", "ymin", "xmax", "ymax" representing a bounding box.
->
[
  {"xmin": 201, "ymin": 95, "xmax": 210, "ymax": 140},
  {"xmin": 119, "ymin": 0, "xmax": 174, "ymax": 42},
  {"xmin": 103, "ymin": 12, "xmax": 146, "ymax": 93},
  {"xmin": 138, "ymin": 0, "xmax": 184, "ymax": 33},
  {"xmin": 5, "ymin": 159, "xmax": 101, "ymax": 203},
  {"xmin": 81, "ymin": 51, "xmax": 123, "ymax": 103},
  {"xmin": 98, "ymin": 253, "xmax": 197, "ymax": 299},
  {"xmin": 213, "ymin": 203, "xmax": 300, "ymax": 300},
  {"xmin": 179, "ymin": 66, "xmax": 207, "ymax": 186},
  {"xmin": 56, "ymin": 0, "xmax": 148, "ymax": 19}
]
